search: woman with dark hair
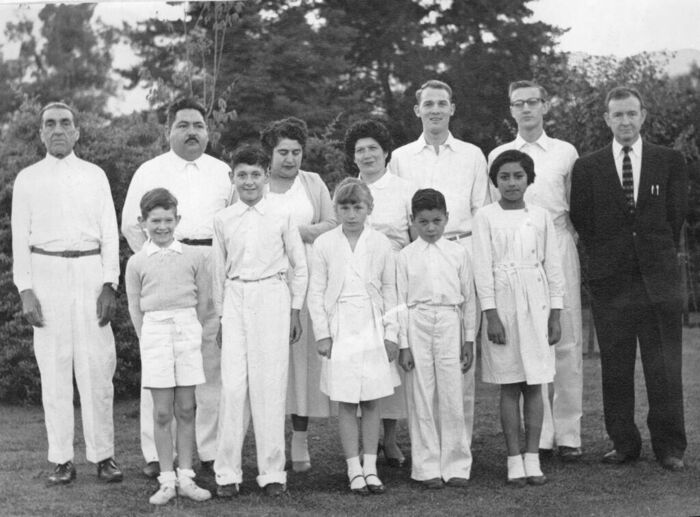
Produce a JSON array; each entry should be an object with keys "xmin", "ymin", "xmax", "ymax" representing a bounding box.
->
[
  {"xmin": 260, "ymin": 117, "xmax": 337, "ymax": 473},
  {"xmin": 344, "ymin": 119, "xmax": 417, "ymax": 468}
]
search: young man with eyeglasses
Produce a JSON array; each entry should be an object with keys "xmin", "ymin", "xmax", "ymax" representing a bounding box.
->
[{"xmin": 488, "ymin": 80, "xmax": 583, "ymax": 463}]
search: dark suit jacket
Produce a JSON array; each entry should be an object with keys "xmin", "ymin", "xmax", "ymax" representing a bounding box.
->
[{"xmin": 570, "ymin": 140, "xmax": 688, "ymax": 305}]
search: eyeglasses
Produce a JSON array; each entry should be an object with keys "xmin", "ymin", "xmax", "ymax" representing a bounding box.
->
[{"xmin": 510, "ymin": 98, "xmax": 543, "ymax": 109}]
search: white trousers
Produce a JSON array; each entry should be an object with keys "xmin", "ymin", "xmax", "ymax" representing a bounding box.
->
[
  {"xmin": 540, "ymin": 227, "xmax": 583, "ymax": 449},
  {"xmin": 215, "ymin": 278, "xmax": 290, "ymax": 487},
  {"xmin": 31, "ymin": 254, "xmax": 116, "ymax": 464},
  {"xmin": 407, "ymin": 306, "xmax": 471, "ymax": 481},
  {"xmin": 140, "ymin": 245, "xmax": 221, "ymax": 462}
]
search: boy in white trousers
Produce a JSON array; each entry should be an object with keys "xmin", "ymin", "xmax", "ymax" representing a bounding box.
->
[
  {"xmin": 212, "ymin": 146, "xmax": 308, "ymax": 497},
  {"xmin": 398, "ymin": 188, "xmax": 476, "ymax": 489}
]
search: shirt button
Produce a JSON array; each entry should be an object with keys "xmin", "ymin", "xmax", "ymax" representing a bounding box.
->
[{"xmin": 632, "ymin": 232, "xmax": 637, "ymax": 237}]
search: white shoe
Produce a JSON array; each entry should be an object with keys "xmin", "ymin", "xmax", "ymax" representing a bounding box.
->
[
  {"xmin": 178, "ymin": 479, "xmax": 212, "ymax": 501},
  {"xmin": 149, "ymin": 484, "xmax": 177, "ymax": 505}
]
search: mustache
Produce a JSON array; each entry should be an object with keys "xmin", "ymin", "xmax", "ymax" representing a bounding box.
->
[{"xmin": 185, "ymin": 135, "xmax": 199, "ymax": 143}]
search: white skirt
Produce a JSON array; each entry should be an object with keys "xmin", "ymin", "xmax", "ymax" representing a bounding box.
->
[{"xmin": 321, "ymin": 296, "xmax": 399, "ymax": 403}]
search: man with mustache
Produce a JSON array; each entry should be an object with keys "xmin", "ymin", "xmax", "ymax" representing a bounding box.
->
[
  {"xmin": 122, "ymin": 98, "xmax": 232, "ymax": 479},
  {"xmin": 389, "ymin": 79, "xmax": 490, "ymax": 485},
  {"xmin": 12, "ymin": 101, "xmax": 123, "ymax": 485}
]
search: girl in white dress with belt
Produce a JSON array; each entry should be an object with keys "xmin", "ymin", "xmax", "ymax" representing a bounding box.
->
[
  {"xmin": 473, "ymin": 150, "xmax": 564, "ymax": 487},
  {"xmin": 261, "ymin": 117, "xmax": 337, "ymax": 473},
  {"xmin": 308, "ymin": 178, "xmax": 400, "ymax": 495}
]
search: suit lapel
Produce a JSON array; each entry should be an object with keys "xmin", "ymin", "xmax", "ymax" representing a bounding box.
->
[
  {"xmin": 598, "ymin": 145, "xmax": 629, "ymax": 214},
  {"xmin": 635, "ymin": 141, "xmax": 654, "ymax": 213}
]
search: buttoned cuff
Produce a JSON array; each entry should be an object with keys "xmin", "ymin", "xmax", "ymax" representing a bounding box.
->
[
  {"xmin": 480, "ymin": 297, "xmax": 496, "ymax": 311},
  {"xmin": 550, "ymin": 297, "xmax": 564, "ymax": 310}
]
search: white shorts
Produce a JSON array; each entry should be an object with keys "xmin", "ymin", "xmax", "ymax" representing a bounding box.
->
[{"xmin": 140, "ymin": 308, "xmax": 205, "ymax": 388}]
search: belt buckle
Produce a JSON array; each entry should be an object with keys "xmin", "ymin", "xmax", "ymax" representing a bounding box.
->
[{"xmin": 62, "ymin": 250, "xmax": 81, "ymax": 258}]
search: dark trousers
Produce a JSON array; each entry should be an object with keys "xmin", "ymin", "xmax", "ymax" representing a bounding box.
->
[{"xmin": 589, "ymin": 272, "xmax": 686, "ymax": 460}]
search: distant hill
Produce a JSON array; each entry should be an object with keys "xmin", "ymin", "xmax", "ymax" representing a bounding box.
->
[{"xmin": 569, "ymin": 49, "xmax": 700, "ymax": 77}]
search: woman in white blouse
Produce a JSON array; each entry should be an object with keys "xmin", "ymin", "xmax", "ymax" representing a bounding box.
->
[
  {"xmin": 344, "ymin": 119, "xmax": 417, "ymax": 467},
  {"xmin": 261, "ymin": 117, "xmax": 337, "ymax": 472}
]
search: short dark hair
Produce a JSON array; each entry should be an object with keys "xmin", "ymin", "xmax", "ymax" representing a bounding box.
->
[
  {"xmin": 140, "ymin": 188, "xmax": 178, "ymax": 220},
  {"xmin": 40, "ymin": 101, "xmax": 77, "ymax": 125},
  {"xmin": 260, "ymin": 117, "xmax": 308, "ymax": 155},
  {"xmin": 333, "ymin": 177, "xmax": 374, "ymax": 209},
  {"xmin": 167, "ymin": 98, "xmax": 207, "ymax": 128},
  {"xmin": 411, "ymin": 188, "xmax": 447, "ymax": 216},
  {"xmin": 605, "ymin": 86, "xmax": 645, "ymax": 110},
  {"xmin": 508, "ymin": 80, "xmax": 548, "ymax": 101},
  {"xmin": 489, "ymin": 149, "xmax": 536, "ymax": 187},
  {"xmin": 231, "ymin": 145, "xmax": 270, "ymax": 170},
  {"xmin": 415, "ymin": 79, "xmax": 453, "ymax": 103},
  {"xmin": 344, "ymin": 119, "xmax": 394, "ymax": 166}
]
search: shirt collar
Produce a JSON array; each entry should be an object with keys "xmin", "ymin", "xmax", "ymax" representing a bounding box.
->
[
  {"xmin": 360, "ymin": 171, "xmax": 391, "ymax": 189},
  {"xmin": 612, "ymin": 137, "xmax": 643, "ymax": 157},
  {"xmin": 232, "ymin": 196, "xmax": 267, "ymax": 216},
  {"xmin": 514, "ymin": 131, "xmax": 551, "ymax": 151},
  {"xmin": 145, "ymin": 239, "xmax": 183, "ymax": 256},
  {"xmin": 168, "ymin": 149, "xmax": 205, "ymax": 170},
  {"xmin": 416, "ymin": 235, "xmax": 448, "ymax": 250},
  {"xmin": 44, "ymin": 151, "xmax": 78, "ymax": 167},
  {"xmin": 414, "ymin": 132, "xmax": 455, "ymax": 154}
]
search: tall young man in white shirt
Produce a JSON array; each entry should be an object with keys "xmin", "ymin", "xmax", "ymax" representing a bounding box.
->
[
  {"xmin": 122, "ymin": 98, "xmax": 232, "ymax": 478},
  {"xmin": 12, "ymin": 102, "xmax": 123, "ymax": 485},
  {"xmin": 389, "ymin": 79, "xmax": 490, "ymax": 462},
  {"xmin": 488, "ymin": 81, "xmax": 583, "ymax": 461}
]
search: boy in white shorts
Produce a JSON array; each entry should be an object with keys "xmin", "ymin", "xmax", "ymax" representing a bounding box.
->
[{"xmin": 125, "ymin": 188, "xmax": 212, "ymax": 505}]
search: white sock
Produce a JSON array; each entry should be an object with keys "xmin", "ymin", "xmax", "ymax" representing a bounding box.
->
[
  {"xmin": 157, "ymin": 470, "xmax": 177, "ymax": 487},
  {"xmin": 362, "ymin": 453, "xmax": 378, "ymax": 476},
  {"xmin": 291, "ymin": 431, "xmax": 310, "ymax": 462},
  {"xmin": 507, "ymin": 455, "xmax": 526, "ymax": 480},
  {"xmin": 346, "ymin": 456, "xmax": 363, "ymax": 480},
  {"xmin": 523, "ymin": 452, "xmax": 543, "ymax": 477},
  {"xmin": 176, "ymin": 467, "xmax": 195, "ymax": 486}
]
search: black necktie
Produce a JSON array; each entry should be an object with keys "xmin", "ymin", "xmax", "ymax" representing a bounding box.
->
[{"xmin": 622, "ymin": 146, "xmax": 634, "ymax": 212}]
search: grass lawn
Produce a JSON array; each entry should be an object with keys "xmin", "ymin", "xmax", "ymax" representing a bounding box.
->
[{"xmin": 1, "ymin": 327, "xmax": 699, "ymax": 516}]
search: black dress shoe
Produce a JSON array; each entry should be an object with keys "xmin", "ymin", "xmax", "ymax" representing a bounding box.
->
[
  {"xmin": 263, "ymin": 482, "xmax": 286, "ymax": 497},
  {"xmin": 421, "ymin": 477, "xmax": 444, "ymax": 489},
  {"xmin": 558, "ymin": 446, "xmax": 583, "ymax": 462},
  {"xmin": 216, "ymin": 483, "xmax": 240, "ymax": 498},
  {"xmin": 48, "ymin": 461, "xmax": 76, "ymax": 485},
  {"xmin": 97, "ymin": 457, "xmax": 123, "ymax": 482},
  {"xmin": 142, "ymin": 461, "xmax": 160, "ymax": 479},
  {"xmin": 445, "ymin": 477, "xmax": 469, "ymax": 488},
  {"xmin": 659, "ymin": 456, "xmax": 684, "ymax": 471},
  {"xmin": 602, "ymin": 449, "xmax": 636, "ymax": 465}
]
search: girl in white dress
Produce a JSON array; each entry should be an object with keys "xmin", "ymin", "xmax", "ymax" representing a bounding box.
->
[
  {"xmin": 473, "ymin": 150, "xmax": 564, "ymax": 487},
  {"xmin": 261, "ymin": 117, "xmax": 337, "ymax": 472},
  {"xmin": 345, "ymin": 119, "xmax": 416, "ymax": 468},
  {"xmin": 308, "ymin": 178, "xmax": 400, "ymax": 495}
]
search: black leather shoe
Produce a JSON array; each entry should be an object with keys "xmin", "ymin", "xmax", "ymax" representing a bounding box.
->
[
  {"xmin": 216, "ymin": 483, "xmax": 240, "ymax": 498},
  {"xmin": 264, "ymin": 482, "xmax": 286, "ymax": 497},
  {"xmin": 602, "ymin": 449, "xmax": 636, "ymax": 465},
  {"xmin": 97, "ymin": 457, "xmax": 123, "ymax": 482},
  {"xmin": 142, "ymin": 461, "xmax": 159, "ymax": 479},
  {"xmin": 558, "ymin": 446, "xmax": 583, "ymax": 462},
  {"xmin": 48, "ymin": 461, "xmax": 76, "ymax": 485},
  {"xmin": 445, "ymin": 477, "xmax": 469, "ymax": 488},
  {"xmin": 422, "ymin": 477, "xmax": 444, "ymax": 489},
  {"xmin": 659, "ymin": 456, "xmax": 684, "ymax": 471}
]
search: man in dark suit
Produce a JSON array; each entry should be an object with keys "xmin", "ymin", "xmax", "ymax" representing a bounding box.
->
[{"xmin": 570, "ymin": 86, "xmax": 687, "ymax": 471}]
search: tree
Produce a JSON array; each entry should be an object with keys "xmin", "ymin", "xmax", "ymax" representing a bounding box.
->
[{"xmin": 4, "ymin": 3, "xmax": 116, "ymax": 114}]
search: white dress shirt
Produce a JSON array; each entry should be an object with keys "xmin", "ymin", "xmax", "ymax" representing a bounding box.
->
[
  {"xmin": 361, "ymin": 171, "xmax": 417, "ymax": 252},
  {"xmin": 612, "ymin": 137, "xmax": 643, "ymax": 203},
  {"xmin": 396, "ymin": 237, "xmax": 476, "ymax": 347},
  {"xmin": 388, "ymin": 132, "xmax": 490, "ymax": 238},
  {"xmin": 121, "ymin": 150, "xmax": 232, "ymax": 251},
  {"xmin": 211, "ymin": 198, "xmax": 308, "ymax": 315},
  {"xmin": 488, "ymin": 132, "xmax": 579, "ymax": 228},
  {"xmin": 12, "ymin": 152, "xmax": 120, "ymax": 292}
]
